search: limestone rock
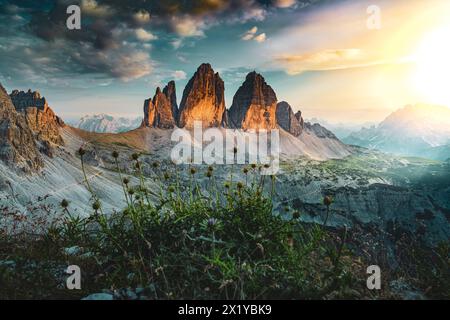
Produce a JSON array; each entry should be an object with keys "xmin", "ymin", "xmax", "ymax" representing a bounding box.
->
[
  {"xmin": 9, "ymin": 89, "xmax": 48, "ymax": 112},
  {"xmin": 276, "ymin": 101, "xmax": 303, "ymax": 136},
  {"xmin": 9, "ymin": 89, "xmax": 64, "ymax": 146},
  {"xmin": 0, "ymin": 84, "xmax": 43, "ymax": 171},
  {"xmin": 304, "ymin": 122, "xmax": 338, "ymax": 139},
  {"xmin": 143, "ymin": 82, "xmax": 178, "ymax": 129},
  {"xmin": 163, "ymin": 80, "xmax": 178, "ymax": 121},
  {"xmin": 295, "ymin": 111, "xmax": 304, "ymax": 128},
  {"xmin": 178, "ymin": 63, "xmax": 226, "ymax": 128},
  {"xmin": 228, "ymin": 71, "xmax": 277, "ymax": 130}
]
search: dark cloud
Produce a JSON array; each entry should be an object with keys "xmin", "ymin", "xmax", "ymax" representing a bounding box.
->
[{"xmin": 0, "ymin": 0, "xmax": 319, "ymax": 82}]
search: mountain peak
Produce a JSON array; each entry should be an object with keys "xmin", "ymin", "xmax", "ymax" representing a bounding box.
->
[
  {"xmin": 9, "ymin": 88, "xmax": 64, "ymax": 147},
  {"xmin": 228, "ymin": 71, "xmax": 278, "ymax": 130},
  {"xmin": 178, "ymin": 63, "xmax": 226, "ymax": 128},
  {"xmin": 344, "ymin": 103, "xmax": 450, "ymax": 158},
  {"xmin": 276, "ymin": 101, "xmax": 303, "ymax": 136},
  {"xmin": 143, "ymin": 81, "xmax": 178, "ymax": 129},
  {"xmin": 0, "ymin": 83, "xmax": 43, "ymax": 172}
]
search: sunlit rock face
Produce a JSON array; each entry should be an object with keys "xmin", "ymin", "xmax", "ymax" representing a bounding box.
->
[
  {"xmin": 178, "ymin": 63, "xmax": 226, "ymax": 128},
  {"xmin": 143, "ymin": 82, "xmax": 178, "ymax": 129},
  {"xmin": 9, "ymin": 89, "xmax": 64, "ymax": 147},
  {"xmin": 0, "ymin": 84, "xmax": 43, "ymax": 171},
  {"xmin": 163, "ymin": 81, "xmax": 178, "ymax": 122},
  {"xmin": 276, "ymin": 101, "xmax": 303, "ymax": 136},
  {"xmin": 228, "ymin": 71, "xmax": 278, "ymax": 130}
]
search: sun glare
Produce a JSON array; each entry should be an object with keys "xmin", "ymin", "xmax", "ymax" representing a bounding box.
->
[{"xmin": 412, "ymin": 24, "xmax": 450, "ymax": 107}]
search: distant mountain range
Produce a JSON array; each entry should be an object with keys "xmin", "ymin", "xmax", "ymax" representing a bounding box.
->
[
  {"xmin": 344, "ymin": 104, "xmax": 450, "ymax": 160},
  {"xmin": 76, "ymin": 114, "xmax": 142, "ymax": 133},
  {"xmin": 307, "ymin": 118, "xmax": 376, "ymax": 140}
]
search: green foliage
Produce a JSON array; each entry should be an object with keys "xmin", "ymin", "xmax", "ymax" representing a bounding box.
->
[{"xmin": 63, "ymin": 157, "xmax": 364, "ymax": 299}]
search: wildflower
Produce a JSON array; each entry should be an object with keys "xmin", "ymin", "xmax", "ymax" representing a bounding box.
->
[
  {"xmin": 292, "ymin": 211, "xmax": 300, "ymax": 219},
  {"xmin": 264, "ymin": 164, "xmax": 270, "ymax": 169},
  {"xmin": 60, "ymin": 199, "xmax": 69, "ymax": 208},
  {"xmin": 284, "ymin": 206, "xmax": 290, "ymax": 212},
  {"xmin": 323, "ymin": 195, "xmax": 333, "ymax": 206},
  {"xmin": 206, "ymin": 171, "xmax": 212, "ymax": 178},
  {"xmin": 92, "ymin": 200, "xmax": 101, "ymax": 211},
  {"xmin": 190, "ymin": 167, "xmax": 196, "ymax": 175},
  {"xmin": 128, "ymin": 188, "xmax": 135, "ymax": 196},
  {"xmin": 112, "ymin": 150, "xmax": 119, "ymax": 159},
  {"xmin": 131, "ymin": 153, "xmax": 140, "ymax": 161},
  {"xmin": 207, "ymin": 218, "xmax": 218, "ymax": 227},
  {"xmin": 168, "ymin": 186, "xmax": 175, "ymax": 193},
  {"xmin": 224, "ymin": 182, "xmax": 230, "ymax": 189},
  {"xmin": 237, "ymin": 182, "xmax": 244, "ymax": 190},
  {"xmin": 243, "ymin": 168, "xmax": 249, "ymax": 174},
  {"xmin": 152, "ymin": 161, "xmax": 159, "ymax": 169},
  {"xmin": 123, "ymin": 177, "xmax": 130, "ymax": 185},
  {"xmin": 251, "ymin": 163, "xmax": 257, "ymax": 169},
  {"xmin": 135, "ymin": 162, "xmax": 141, "ymax": 170},
  {"xmin": 78, "ymin": 147, "xmax": 86, "ymax": 157},
  {"xmin": 164, "ymin": 172, "xmax": 170, "ymax": 180},
  {"xmin": 208, "ymin": 165, "xmax": 214, "ymax": 172},
  {"xmin": 233, "ymin": 147, "xmax": 238, "ymax": 154}
]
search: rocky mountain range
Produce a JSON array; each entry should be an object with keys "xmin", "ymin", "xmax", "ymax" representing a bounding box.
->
[
  {"xmin": 344, "ymin": 104, "xmax": 450, "ymax": 160},
  {"xmin": 0, "ymin": 87, "xmax": 64, "ymax": 172},
  {"xmin": 0, "ymin": 63, "xmax": 354, "ymax": 176},
  {"xmin": 77, "ymin": 114, "xmax": 142, "ymax": 133}
]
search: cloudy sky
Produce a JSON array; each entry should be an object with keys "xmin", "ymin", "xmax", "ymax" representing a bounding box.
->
[{"xmin": 0, "ymin": 0, "xmax": 449, "ymax": 123}]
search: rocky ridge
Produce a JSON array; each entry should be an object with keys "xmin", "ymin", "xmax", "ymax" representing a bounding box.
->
[
  {"xmin": 9, "ymin": 89, "xmax": 64, "ymax": 147},
  {"xmin": 178, "ymin": 63, "xmax": 226, "ymax": 128},
  {"xmin": 143, "ymin": 82, "xmax": 178, "ymax": 129},
  {"xmin": 228, "ymin": 71, "xmax": 278, "ymax": 130},
  {"xmin": 0, "ymin": 84, "xmax": 43, "ymax": 171},
  {"xmin": 276, "ymin": 101, "xmax": 303, "ymax": 136}
]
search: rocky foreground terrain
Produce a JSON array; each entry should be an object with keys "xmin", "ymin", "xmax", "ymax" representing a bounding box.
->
[{"xmin": 0, "ymin": 64, "xmax": 449, "ymax": 299}]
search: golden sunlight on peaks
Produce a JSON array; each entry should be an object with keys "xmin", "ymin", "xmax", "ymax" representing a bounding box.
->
[{"xmin": 411, "ymin": 24, "xmax": 450, "ymax": 108}]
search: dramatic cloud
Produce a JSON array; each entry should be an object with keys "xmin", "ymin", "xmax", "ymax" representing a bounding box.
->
[
  {"xmin": 254, "ymin": 33, "xmax": 266, "ymax": 42},
  {"xmin": 275, "ymin": 49, "xmax": 365, "ymax": 74},
  {"xmin": 80, "ymin": 0, "xmax": 114, "ymax": 17},
  {"xmin": 132, "ymin": 9, "xmax": 151, "ymax": 25},
  {"xmin": 241, "ymin": 26, "xmax": 258, "ymax": 40},
  {"xmin": 274, "ymin": 0, "xmax": 297, "ymax": 8},
  {"xmin": 170, "ymin": 15, "xmax": 206, "ymax": 37},
  {"xmin": 172, "ymin": 70, "xmax": 187, "ymax": 80},
  {"xmin": 0, "ymin": 0, "xmax": 320, "ymax": 84},
  {"xmin": 135, "ymin": 28, "xmax": 157, "ymax": 41},
  {"xmin": 241, "ymin": 26, "xmax": 266, "ymax": 42}
]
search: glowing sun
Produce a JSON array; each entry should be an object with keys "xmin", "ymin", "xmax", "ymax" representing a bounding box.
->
[{"xmin": 412, "ymin": 25, "xmax": 450, "ymax": 107}]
